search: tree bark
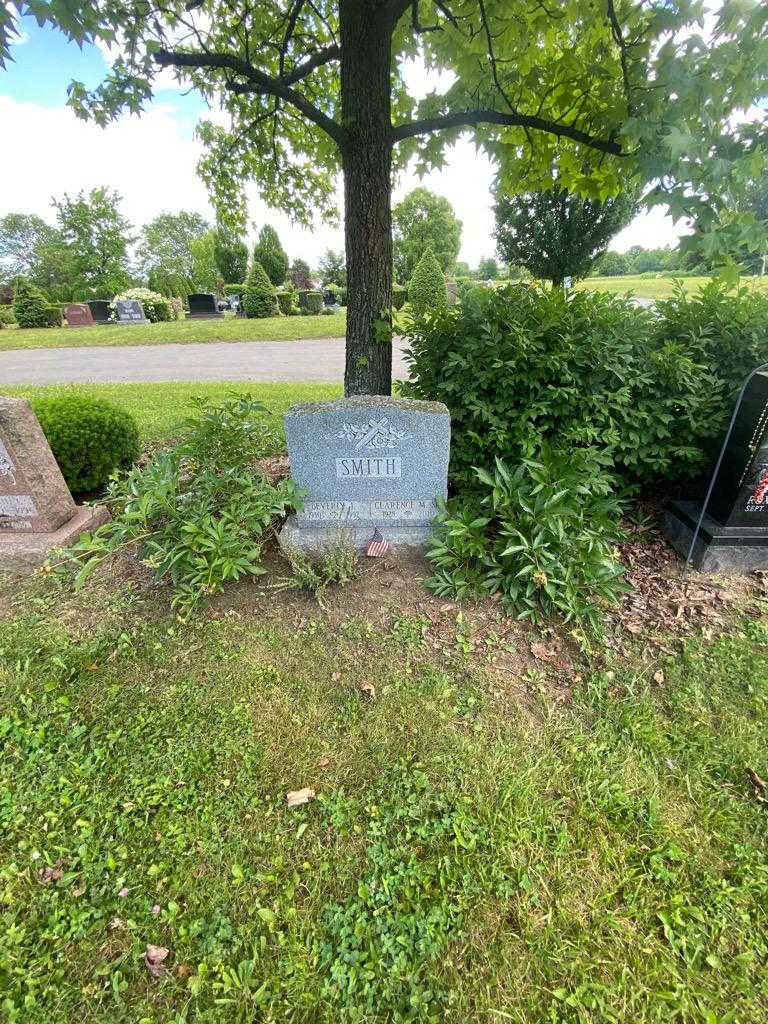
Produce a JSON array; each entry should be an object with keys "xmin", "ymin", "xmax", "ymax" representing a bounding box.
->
[{"xmin": 340, "ymin": 0, "xmax": 394, "ymax": 396}]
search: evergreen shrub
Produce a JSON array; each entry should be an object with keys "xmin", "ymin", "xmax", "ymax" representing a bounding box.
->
[{"xmin": 33, "ymin": 395, "xmax": 140, "ymax": 493}]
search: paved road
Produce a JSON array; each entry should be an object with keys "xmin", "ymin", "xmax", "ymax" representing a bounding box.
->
[{"xmin": 1, "ymin": 337, "xmax": 411, "ymax": 386}]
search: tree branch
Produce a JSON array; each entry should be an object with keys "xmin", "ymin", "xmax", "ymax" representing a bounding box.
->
[
  {"xmin": 391, "ymin": 108, "xmax": 624, "ymax": 156},
  {"xmin": 154, "ymin": 47, "xmax": 347, "ymax": 145}
]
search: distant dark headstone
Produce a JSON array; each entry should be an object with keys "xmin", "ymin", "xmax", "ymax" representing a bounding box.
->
[
  {"xmin": 115, "ymin": 299, "xmax": 148, "ymax": 325},
  {"xmin": 64, "ymin": 303, "xmax": 95, "ymax": 327},
  {"xmin": 188, "ymin": 293, "xmax": 223, "ymax": 319},
  {"xmin": 664, "ymin": 369, "xmax": 768, "ymax": 571},
  {"xmin": 87, "ymin": 300, "xmax": 111, "ymax": 324},
  {"xmin": 323, "ymin": 289, "xmax": 335, "ymax": 306}
]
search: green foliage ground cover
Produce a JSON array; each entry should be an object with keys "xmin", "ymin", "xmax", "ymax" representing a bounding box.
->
[
  {"xmin": 1, "ymin": 576, "xmax": 767, "ymax": 1022},
  {"xmin": 0, "ymin": 313, "xmax": 346, "ymax": 351}
]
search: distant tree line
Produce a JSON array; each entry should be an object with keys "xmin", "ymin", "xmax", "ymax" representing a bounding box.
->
[{"xmin": 0, "ymin": 187, "xmax": 356, "ymax": 303}]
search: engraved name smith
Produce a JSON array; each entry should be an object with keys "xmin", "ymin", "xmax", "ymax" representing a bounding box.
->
[{"xmin": 335, "ymin": 456, "xmax": 402, "ymax": 479}]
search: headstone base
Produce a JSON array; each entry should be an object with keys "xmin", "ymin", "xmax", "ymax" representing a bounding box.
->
[
  {"xmin": 188, "ymin": 312, "xmax": 224, "ymax": 320},
  {"xmin": 279, "ymin": 515, "xmax": 434, "ymax": 555},
  {"xmin": 0, "ymin": 505, "xmax": 110, "ymax": 574},
  {"xmin": 664, "ymin": 500, "xmax": 768, "ymax": 572}
]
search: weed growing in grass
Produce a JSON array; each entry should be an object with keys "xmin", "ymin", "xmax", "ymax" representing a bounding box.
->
[{"xmin": 279, "ymin": 534, "xmax": 359, "ymax": 605}]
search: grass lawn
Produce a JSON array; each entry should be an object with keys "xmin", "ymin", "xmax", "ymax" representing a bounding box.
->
[
  {"xmin": 0, "ymin": 312, "xmax": 346, "ymax": 352},
  {"xmin": 1, "ymin": 563, "xmax": 767, "ymax": 1022},
  {"xmin": 4, "ymin": 381, "xmax": 343, "ymax": 445},
  {"xmin": 577, "ymin": 274, "xmax": 768, "ymax": 300}
]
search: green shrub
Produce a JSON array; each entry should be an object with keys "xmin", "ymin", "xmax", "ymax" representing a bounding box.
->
[
  {"xmin": 298, "ymin": 289, "xmax": 323, "ymax": 315},
  {"xmin": 655, "ymin": 282, "xmax": 768, "ymax": 403},
  {"xmin": 33, "ymin": 395, "xmax": 139, "ymax": 493},
  {"xmin": 112, "ymin": 288, "xmax": 173, "ymax": 323},
  {"xmin": 13, "ymin": 278, "xmax": 53, "ymax": 328},
  {"xmin": 402, "ymin": 284, "xmax": 722, "ymax": 490},
  {"xmin": 0, "ymin": 304, "xmax": 16, "ymax": 326},
  {"xmin": 243, "ymin": 260, "xmax": 279, "ymax": 318},
  {"xmin": 41, "ymin": 305, "xmax": 63, "ymax": 327},
  {"xmin": 275, "ymin": 289, "xmax": 298, "ymax": 316},
  {"xmin": 392, "ymin": 285, "xmax": 408, "ymax": 310},
  {"xmin": 408, "ymin": 248, "xmax": 447, "ymax": 316},
  {"xmin": 427, "ymin": 447, "xmax": 626, "ymax": 629},
  {"xmin": 56, "ymin": 394, "xmax": 299, "ymax": 617}
]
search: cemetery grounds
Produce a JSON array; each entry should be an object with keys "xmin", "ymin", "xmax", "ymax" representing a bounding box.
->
[{"xmin": 1, "ymin": 383, "xmax": 768, "ymax": 1022}]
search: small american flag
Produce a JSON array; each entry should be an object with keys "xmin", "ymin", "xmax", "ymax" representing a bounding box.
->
[{"xmin": 365, "ymin": 528, "xmax": 390, "ymax": 558}]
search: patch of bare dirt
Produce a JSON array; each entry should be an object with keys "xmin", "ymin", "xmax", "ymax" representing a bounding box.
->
[{"xmin": 606, "ymin": 518, "xmax": 767, "ymax": 656}]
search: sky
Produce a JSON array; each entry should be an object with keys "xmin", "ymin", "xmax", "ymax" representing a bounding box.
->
[{"xmin": 0, "ymin": 14, "xmax": 684, "ymax": 268}]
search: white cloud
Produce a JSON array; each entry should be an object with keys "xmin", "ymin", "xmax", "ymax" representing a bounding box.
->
[{"xmin": 0, "ymin": 89, "xmax": 684, "ymax": 272}]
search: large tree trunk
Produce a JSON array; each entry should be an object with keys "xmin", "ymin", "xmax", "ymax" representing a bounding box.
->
[{"xmin": 340, "ymin": 0, "xmax": 394, "ymax": 397}]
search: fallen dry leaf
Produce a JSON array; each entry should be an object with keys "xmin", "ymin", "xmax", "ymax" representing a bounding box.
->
[
  {"xmin": 331, "ymin": 671, "xmax": 342, "ymax": 682},
  {"xmin": 359, "ymin": 682, "xmax": 376, "ymax": 699},
  {"xmin": 747, "ymin": 767, "xmax": 767, "ymax": 803},
  {"xmin": 530, "ymin": 643, "xmax": 557, "ymax": 662},
  {"xmin": 317, "ymin": 756, "xmax": 331, "ymax": 768},
  {"xmin": 37, "ymin": 863, "xmax": 64, "ymax": 885},
  {"xmin": 144, "ymin": 944, "xmax": 171, "ymax": 979},
  {"xmin": 653, "ymin": 670, "xmax": 665, "ymax": 684},
  {"xmin": 287, "ymin": 787, "xmax": 315, "ymax": 808}
]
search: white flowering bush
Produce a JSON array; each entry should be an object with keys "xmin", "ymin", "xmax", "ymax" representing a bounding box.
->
[{"xmin": 110, "ymin": 288, "xmax": 175, "ymax": 323}]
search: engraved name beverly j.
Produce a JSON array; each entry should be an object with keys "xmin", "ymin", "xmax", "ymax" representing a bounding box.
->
[{"xmin": 331, "ymin": 416, "xmax": 411, "ymax": 451}]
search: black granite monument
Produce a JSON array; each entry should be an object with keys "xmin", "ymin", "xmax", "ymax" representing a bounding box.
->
[
  {"xmin": 87, "ymin": 300, "xmax": 111, "ymax": 324},
  {"xmin": 664, "ymin": 369, "xmax": 768, "ymax": 571},
  {"xmin": 188, "ymin": 293, "xmax": 223, "ymax": 319}
]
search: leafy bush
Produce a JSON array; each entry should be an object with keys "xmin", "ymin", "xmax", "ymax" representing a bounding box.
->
[
  {"xmin": 243, "ymin": 260, "xmax": 279, "ymax": 318},
  {"xmin": 111, "ymin": 287, "xmax": 173, "ymax": 323},
  {"xmin": 655, "ymin": 282, "xmax": 768, "ymax": 402},
  {"xmin": 402, "ymin": 284, "xmax": 723, "ymax": 490},
  {"xmin": 57, "ymin": 394, "xmax": 299, "ymax": 617},
  {"xmin": 408, "ymin": 247, "xmax": 447, "ymax": 316},
  {"xmin": 0, "ymin": 304, "xmax": 16, "ymax": 325},
  {"xmin": 427, "ymin": 447, "xmax": 626, "ymax": 628},
  {"xmin": 13, "ymin": 278, "xmax": 57, "ymax": 328},
  {"xmin": 298, "ymin": 289, "xmax": 323, "ymax": 315},
  {"xmin": 275, "ymin": 289, "xmax": 298, "ymax": 316},
  {"xmin": 33, "ymin": 395, "xmax": 140, "ymax": 493},
  {"xmin": 392, "ymin": 284, "xmax": 408, "ymax": 310}
]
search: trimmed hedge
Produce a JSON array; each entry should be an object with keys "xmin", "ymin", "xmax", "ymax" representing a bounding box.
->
[
  {"xmin": 243, "ymin": 260, "xmax": 279, "ymax": 318},
  {"xmin": 275, "ymin": 289, "xmax": 298, "ymax": 316},
  {"xmin": 298, "ymin": 290, "xmax": 323, "ymax": 315},
  {"xmin": 33, "ymin": 395, "xmax": 140, "ymax": 493},
  {"xmin": 408, "ymin": 248, "xmax": 447, "ymax": 316}
]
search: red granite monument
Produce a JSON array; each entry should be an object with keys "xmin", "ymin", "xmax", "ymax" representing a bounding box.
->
[{"xmin": 0, "ymin": 397, "xmax": 109, "ymax": 572}]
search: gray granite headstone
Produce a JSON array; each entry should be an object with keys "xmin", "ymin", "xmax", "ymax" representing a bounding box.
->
[
  {"xmin": 115, "ymin": 299, "xmax": 147, "ymax": 324},
  {"xmin": 280, "ymin": 396, "xmax": 450, "ymax": 552}
]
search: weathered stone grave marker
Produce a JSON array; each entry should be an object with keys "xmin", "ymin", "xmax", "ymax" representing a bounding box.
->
[
  {"xmin": 0, "ymin": 397, "xmax": 109, "ymax": 572},
  {"xmin": 115, "ymin": 298, "xmax": 148, "ymax": 325},
  {"xmin": 664, "ymin": 369, "xmax": 768, "ymax": 570},
  {"xmin": 64, "ymin": 303, "xmax": 95, "ymax": 327},
  {"xmin": 280, "ymin": 396, "xmax": 450, "ymax": 552},
  {"xmin": 87, "ymin": 299, "xmax": 111, "ymax": 324},
  {"xmin": 188, "ymin": 293, "xmax": 223, "ymax": 319}
]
